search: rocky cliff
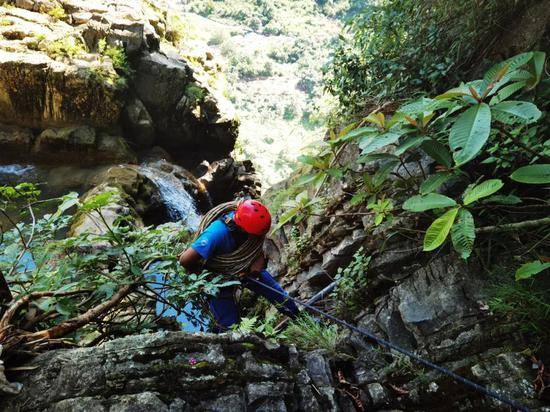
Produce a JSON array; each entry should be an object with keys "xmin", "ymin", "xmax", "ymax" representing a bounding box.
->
[{"xmin": 0, "ymin": 0, "xmax": 237, "ymax": 166}]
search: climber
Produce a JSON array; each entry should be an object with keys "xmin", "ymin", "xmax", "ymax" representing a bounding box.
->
[{"xmin": 178, "ymin": 199, "xmax": 298, "ymax": 332}]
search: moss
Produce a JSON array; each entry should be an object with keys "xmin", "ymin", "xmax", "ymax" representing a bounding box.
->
[
  {"xmin": 185, "ymin": 84, "xmax": 206, "ymax": 105},
  {"xmin": 46, "ymin": 4, "xmax": 66, "ymax": 21},
  {"xmin": 44, "ymin": 36, "xmax": 87, "ymax": 60},
  {"xmin": 241, "ymin": 342, "xmax": 256, "ymax": 351}
]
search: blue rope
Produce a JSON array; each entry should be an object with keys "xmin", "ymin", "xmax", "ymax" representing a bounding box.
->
[{"xmin": 247, "ymin": 277, "xmax": 531, "ymax": 412}]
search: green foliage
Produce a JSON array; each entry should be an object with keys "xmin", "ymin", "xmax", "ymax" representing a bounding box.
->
[
  {"xmin": 515, "ymin": 261, "xmax": 550, "ymax": 281},
  {"xmin": 44, "ymin": 36, "xmax": 87, "ymax": 60},
  {"xmin": 324, "ymin": 0, "xmax": 526, "ymax": 113},
  {"xmin": 331, "ymin": 248, "xmax": 370, "ymax": 319},
  {"xmin": 0, "ymin": 185, "xmax": 234, "ymax": 342},
  {"xmin": 488, "ymin": 269, "xmax": 550, "ymax": 341},
  {"xmin": 47, "ymin": 4, "xmax": 66, "ymax": 21},
  {"xmin": 510, "ymin": 164, "xmax": 550, "ymax": 184},
  {"xmin": 284, "ymin": 314, "xmax": 344, "ymax": 355}
]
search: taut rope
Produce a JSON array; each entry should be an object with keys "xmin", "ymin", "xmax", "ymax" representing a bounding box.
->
[{"xmin": 195, "ymin": 201, "xmax": 264, "ymax": 276}]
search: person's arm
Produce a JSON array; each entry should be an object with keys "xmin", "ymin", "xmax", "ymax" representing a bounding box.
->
[
  {"xmin": 178, "ymin": 247, "xmax": 202, "ymax": 269},
  {"xmin": 249, "ymin": 254, "xmax": 266, "ymax": 273}
]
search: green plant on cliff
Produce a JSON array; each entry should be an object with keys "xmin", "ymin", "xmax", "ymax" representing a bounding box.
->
[
  {"xmin": 44, "ymin": 36, "xmax": 87, "ymax": 60},
  {"xmin": 331, "ymin": 248, "xmax": 370, "ymax": 320},
  {"xmin": 278, "ymin": 52, "xmax": 549, "ymax": 270},
  {"xmin": 0, "ymin": 185, "xmax": 237, "ymax": 358},
  {"xmin": 324, "ymin": 0, "xmax": 529, "ymax": 114},
  {"xmin": 284, "ymin": 314, "xmax": 344, "ymax": 355},
  {"xmin": 97, "ymin": 38, "xmax": 134, "ymax": 79},
  {"xmin": 46, "ymin": 4, "xmax": 66, "ymax": 21}
]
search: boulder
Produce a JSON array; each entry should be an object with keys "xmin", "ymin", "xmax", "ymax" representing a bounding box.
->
[
  {"xmin": 197, "ymin": 158, "xmax": 261, "ymax": 204},
  {"xmin": 121, "ymin": 96, "xmax": 155, "ymax": 148},
  {"xmin": 0, "ymin": 123, "xmax": 34, "ymax": 161},
  {"xmin": 69, "ymin": 182, "xmax": 142, "ymax": 239},
  {"xmin": 31, "ymin": 127, "xmax": 137, "ymax": 165},
  {"xmin": 1, "ymin": 332, "xmax": 343, "ymax": 412}
]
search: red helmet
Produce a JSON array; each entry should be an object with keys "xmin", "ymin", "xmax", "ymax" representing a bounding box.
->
[{"xmin": 234, "ymin": 199, "xmax": 271, "ymax": 236}]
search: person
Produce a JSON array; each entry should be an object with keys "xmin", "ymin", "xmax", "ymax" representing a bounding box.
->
[{"xmin": 178, "ymin": 199, "xmax": 298, "ymax": 332}]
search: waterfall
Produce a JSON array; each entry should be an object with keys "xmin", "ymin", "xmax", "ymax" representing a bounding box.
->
[
  {"xmin": 0, "ymin": 164, "xmax": 37, "ymax": 184},
  {"xmin": 138, "ymin": 165, "xmax": 202, "ymax": 231}
]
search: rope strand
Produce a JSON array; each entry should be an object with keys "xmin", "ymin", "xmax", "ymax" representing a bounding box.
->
[{"xmin": 246, "ymin": 277, "xmax": 531, "ymax": 412}]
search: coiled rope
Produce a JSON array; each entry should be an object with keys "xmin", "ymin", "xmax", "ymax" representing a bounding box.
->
[
  {"xmin": 195, "ymin": 201, "xmax": 264, "ymax": 276},
  {"xmin": 246, "ymin": 277, "xmax": 531, "ymax": 412}
]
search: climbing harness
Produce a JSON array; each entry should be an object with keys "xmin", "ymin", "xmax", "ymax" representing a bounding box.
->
[
  {"xmin": 194, "ymin": 201, "xmax": 264, "ymax": 276},
  {"xmin": 246, "ymin": 277, "xmax": 531, "ymax": 412}
]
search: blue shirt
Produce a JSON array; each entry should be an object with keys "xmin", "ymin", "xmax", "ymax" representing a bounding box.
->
[{"xmin": 191, "ymin": 213, "xmax": 237, "ymax": 260}]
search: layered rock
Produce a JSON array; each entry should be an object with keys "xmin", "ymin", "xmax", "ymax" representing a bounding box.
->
[
  {"xmin": 0, "ymin": 0, "xmax": 239, "ymax": 167},
  {"xmin": 1, "ymin": 332, "xmax": 343, "ymax": 412}
]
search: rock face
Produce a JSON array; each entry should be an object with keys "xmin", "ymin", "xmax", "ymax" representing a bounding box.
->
[
  {"xmin": 264, "ymin": 144, "xmax": 548, "ymax": 410},
  {"xmin": 0, "ymin": 0, "xmax": 238, "ymax": 167},
  {"xmin": 2, "ymin": 332, "xmax": 343, "ymax": 412}
]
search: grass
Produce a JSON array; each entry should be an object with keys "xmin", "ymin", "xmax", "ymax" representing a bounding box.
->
[
  {"xmin": 284, "ymin": 314, "xmax": 344, "ymax": 355},
  {"xmin": 487, "ymin": 268, "xmax": 550, "ymax": 342}
]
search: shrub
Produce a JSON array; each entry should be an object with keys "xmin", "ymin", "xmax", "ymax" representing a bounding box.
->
[
  {"xmin": 44, "ymin": 36, "xmax": 87, "ymax": 60},
  {"xmin": 47, "ymin": 4, "xmax": 66, "ymax": 21},
  {"xmin": 324, "ymin": 0, "xmax": 530, "ymax": 114}
]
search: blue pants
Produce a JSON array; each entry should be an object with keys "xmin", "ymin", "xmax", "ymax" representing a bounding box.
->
[{"xmin": 209, "ymin": 269, "xmax": 298, "ymax": 332}]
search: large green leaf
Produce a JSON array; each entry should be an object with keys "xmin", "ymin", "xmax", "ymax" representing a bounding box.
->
[
  {"xmin": 492, "ymin": 101, "xmax": 541, "ymax": 125},
  {"xmin": 450, "ymin": 209, "xmax": 475, "ymax": 259},
  {"xmin": 526, "ymin": 51, "xmax": 546, "ymax": 90},
  {"xmin": 421, "ymin": 139, "xmax": 452, "ymax": 167},
  {"xmin": 402, "ymin": 193, "xmax": 457, "ymax": 212},
  {"xmin": 394, "ymin": 135, "xmax": 428, "ymax": 156},
  {"xmin": 423, "ymin": 207, "xmax": 459, "ymax": 251},
  {"xmin": 372, "ymin": 159, "xmax": 399, "ymax": 188},
  {"xmin": 463, "ymin": 179, "xmax": 504, "ymax": 205},
  {"xmin": 488, "ymin": 81, "xmax": 527, "ymax": 105},
  {"xmin": 510, "ymin": 164, "xmax": 550, "ymax": 184},
  {"xmin": 338, "ymin": 126, "xmax": 378, "ymax": 143},
  {"xmin": 449, "ymin": 103, "xmax": 491, "ymax": 166},
  {"xmin": 483, "ymin": 52, "xmax": 533, "ymax": 83},
  {"xmin": 358, "ymin": 131, "xmax": 402, "ymax": 155},
  {"xmin": 419, "ymin": 173, "xmax": 453, "ymax": 195},
  {"xmin": 515, "ymin": 260, "xmax": 550, "ymax": 281}
]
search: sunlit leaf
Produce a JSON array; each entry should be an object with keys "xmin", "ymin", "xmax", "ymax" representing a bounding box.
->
[
  {"xmin": 423, "ymin": 207, "xmax": 459, "ymax": 251},
  {"xmin": 463, "ymin": 179, "xmax": 503, "ymax": 205},
  {"xmin": 402, "ymin": 193, "xmax": 457, "ymax": 212}
]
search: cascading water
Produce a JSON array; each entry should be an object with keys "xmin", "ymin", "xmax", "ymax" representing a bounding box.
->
[
  {"xmin": 0, "ymin": 164, "xmax": 37, "ymax": 184},
  {"xmin": 138, "ymin": 164, "xmax": 202, "ymax": 231},
  {"xmin": 138, "ymin": 162, "xmax": 208, "ymax": 332}
]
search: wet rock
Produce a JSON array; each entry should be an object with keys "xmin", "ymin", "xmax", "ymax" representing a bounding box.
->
[
  {"xmin": 0, "ymin": 49, "xmax": 124, "ymax": 129},
  {"xmin": 197, "ymin": 157, "xmax": 261, "ymax": 203},
  {"xmin": 0, "ymin": 124, "xmax": 34, "ymax": 161},
  {"xmin": 122, "ymin": 97, "xmax": 155, "ymax": 149},
  {"xmin": 31, "ymin": 127, "xmax": 137, "ymax": 165}
]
